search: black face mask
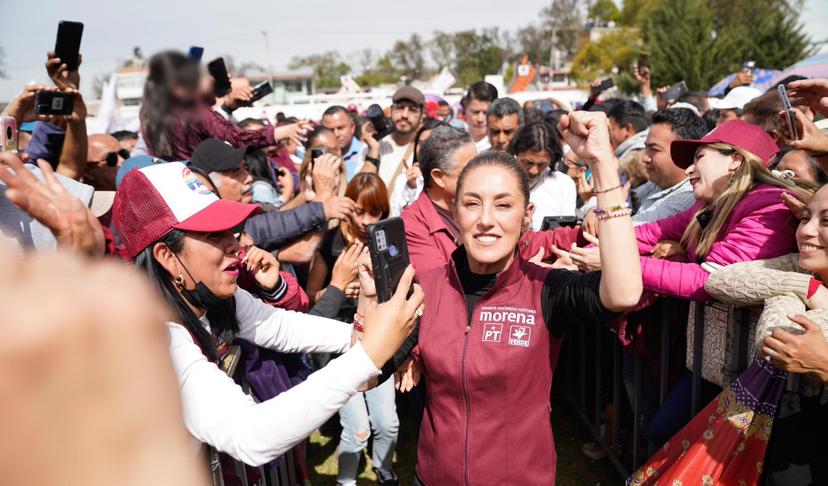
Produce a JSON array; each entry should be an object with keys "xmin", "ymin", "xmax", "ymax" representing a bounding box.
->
[{"xmin": 173, "ymin": 254, "xmax": 228, "ymax": 311}]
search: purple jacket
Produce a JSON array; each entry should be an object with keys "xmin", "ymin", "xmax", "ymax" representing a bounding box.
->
[{"xmin": 635, "ymin": 184, "xmax": 797, "ymax": 301}]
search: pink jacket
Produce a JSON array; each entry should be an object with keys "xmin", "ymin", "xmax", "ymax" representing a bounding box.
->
[{"xmin": 635, "ymin": 184, "xmax": 798, "ymax": 301}]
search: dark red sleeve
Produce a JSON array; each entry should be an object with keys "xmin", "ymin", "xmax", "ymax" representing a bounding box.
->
[
  {"xmin": 271, "ymin": 272, "xmax": 310, "ymax": 312},
  {"xmin": 200, "ymin": 106, "xmax": 277, "ymax": 148},
  {"xmin": 518, "ymin": 226, "xmax": 587, "ymax": 261}
]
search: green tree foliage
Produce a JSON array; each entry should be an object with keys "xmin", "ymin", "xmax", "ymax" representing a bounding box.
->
[
  {"xmin": 288, "ymin": 51, "xmax": 351, "ymax": 90},
  {"xmin": 388, "ymin": 34, "xmax": 428, "ymax": 80},
  {"xmin": 642, "ymin": 0, "xmax": 811, "ymax": 90},
  {"xmin": 355, "ymin": 55, "xmax": 399, "ymax": 86},
  {"xmin": 539, "ymin": 0, "xmax": 584, "ymax": 57},
  {"xmin": 618, "ymin": 0, "xmax": 657, "ymax": 26},
  {"xmin": 570, "ymin": 29, "xmax": 641, "ymax": 83},
  {"xmin": 451, "ymin": 30, "xmax": 505, "ymax": 86},
  {"xmin": 588, "ymin": 0, "xmax": 621, "ymax": 23}
]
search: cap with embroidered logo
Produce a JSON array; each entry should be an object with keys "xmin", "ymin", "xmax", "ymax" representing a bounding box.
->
[{"xmin": 112, "ymin": 161, "xmax": 259, "ymax": 259}]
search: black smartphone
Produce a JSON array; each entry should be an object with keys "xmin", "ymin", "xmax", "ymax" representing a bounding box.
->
[
  {"xmin": 664, "ymin": 81, "xmax": 689, "ymax": 102},
  {"xmin": 637, "ymin": 51, "xmax": 651, "ymax": 70},
  {"xmin": 778, "ymin": 84, "xmax": 799, "ymax": 140},
  {"xmin": 55, "ymin": 21, "xmax": 84, "ymax": 72},
  {"xmin": 249, "ymin": 81, "xmax": 273, "ymax": 104},
  {"xmin": 541, "ymin": 216, "xmax": 579, "ymax": 231},
  {"xmin": 310, "ymin": 148, "xmax": 324, "ymax": 161},
  {"xmin": 366, "ymin": 217, "xmax": 411, "ymax": 303},
  {"xmin": 34, "ymin": 91, "xmax": 75, "ymax": 116},
  {"xmin": 188, "ymin": 46, "xmax": 204, "ymax": 62},
  {"xmin": 207, "ymin": 57, "xmax": 232, "ymax": 97},
  {"xmin": 591, "ymin": 78, "xmax": 615, "ymax": 96}
]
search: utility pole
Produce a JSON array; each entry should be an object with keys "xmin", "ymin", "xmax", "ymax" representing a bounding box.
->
[{"xmin": 261, "ymin": 30, "xmax": 276, "ymax": 102}]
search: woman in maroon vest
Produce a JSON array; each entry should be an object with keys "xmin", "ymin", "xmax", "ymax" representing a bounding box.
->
[{"xmin": 411, "ymin": 111, "xmax": 643, "ymax": 485}]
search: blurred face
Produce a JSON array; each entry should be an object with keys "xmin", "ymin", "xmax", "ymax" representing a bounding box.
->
[
  {"xmin": 797, "ymin": 186, "xmax": 828, "ymax": 276},
  {"xmin": 717, "ymin": 109, "xmax": 739, "ymax": 126},
  {"xmin": 177, "ymin": 231, "xmax": 241, "ymax": 299},
  {"xmin": 608, "ymin": 117, "xmax": 634, "ymax": 149},
  {"xmin": 778, "ymin": 150, "xmax": 818, "ymax": 184},
  {"xmin": 643, "ymin": 123, "xmax": 685, "ymax": 189},
  {"xmin": 562, "ymin": 146, "xmax": 585, "ymax": 181},
  {"xmin": 456, "ymin": 165, "xmax": 532, "ymax": 274},
  {"xmin": 215, "ymin": 163, "xmax": 253, "ymax": 203},
  {"xmin": 350, "ymin": 199, "xmax": 383, "ymax": 241},
  {"xmin": 467, "ymin": 99, "xmax": 491, "ymax": 140},
  {"xmin": 312, "ymin": 131, "xmax": 342, "ymax": 157},
  {"xmin": 118, "ymin": 137, "xmax": 138, "ymax": 153},
  {"xmin": 321, "ymin": 111, "xmax": 356, "ymax": 152},
  {"xmin": 517, "ymin": 150, "xmax": 552, "ymax": 187},
  {"xmin": 487, "ymin": 114, "xmax": 519, "ymax": 151},
  {"xmin": 390, "ymin": 101, "xmax": 423, "ymax": 136},
  {"xmin": 685, "ymin": 146, "xmax": 741, "ymax": 203}
]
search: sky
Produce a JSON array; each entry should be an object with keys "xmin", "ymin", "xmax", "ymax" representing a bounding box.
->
[{"xmin": 2, "ymin": 0, "xmax": 827, "ymax": 101}]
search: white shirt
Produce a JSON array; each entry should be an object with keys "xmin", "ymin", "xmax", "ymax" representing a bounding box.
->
[
  {"xmin": 168, "ymin": 288, "xmax": 379, "ymax": 466},
  {"xmin": 475, "ymin": 136, "xmax": 491, "ymax": 153},
  {"xmin": 379, "ymin": 137, "xmax": 414, "ymax": 188},
  {"xmin": 528, "ymin": 171, "xmax": 577, "ymax": 230},
  {"xmin": 632, "ymin": 179, "xmax": 696, "ymax": 226},
  {"xmin": 390, "ymin": 174, "xmax": 424, "ymax": 217}
]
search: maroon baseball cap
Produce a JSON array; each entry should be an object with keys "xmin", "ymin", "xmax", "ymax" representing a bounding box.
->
[
  {"xmin": 670, "ymin": 119, "xmax": 779, "ymax": 169},
  {"xmin": 112, "ymin": 161, "xmax": 259, "ymax": 259}
]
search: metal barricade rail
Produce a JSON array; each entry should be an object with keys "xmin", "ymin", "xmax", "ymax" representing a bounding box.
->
[{"xmin": 556, "ymin": 298, "xmax": 759, "ymax": 480}]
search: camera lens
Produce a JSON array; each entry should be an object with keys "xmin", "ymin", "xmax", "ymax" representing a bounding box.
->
[{"xmin": 389, "ymin": 244, "xmax": 398, "ymax": 257}]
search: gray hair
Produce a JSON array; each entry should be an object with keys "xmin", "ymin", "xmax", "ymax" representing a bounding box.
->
[
  {"xmin": 486, "ymin": 98, "xmax": 524, "ymax": 125},
  {"xmin": 419, "ymin": 126, "xmax": 472, "ymax": 188}
]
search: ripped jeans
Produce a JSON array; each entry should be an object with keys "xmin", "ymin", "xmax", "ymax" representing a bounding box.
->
[{"xmin": 336, "ymin": 375, "xmax": 399, "ymax": 485}]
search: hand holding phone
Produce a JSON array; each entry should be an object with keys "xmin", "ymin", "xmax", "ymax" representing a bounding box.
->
[
  {"xmin": 778, "ymin": 84, "xmax": 799, "ymax": 141},
  {"xmin": 35, "ymin": 91, "xmax": 75, "ymax": 116},
  {"xmin": 366, "ymin": 218, "xmax": 411, "ymax": 303},
  {"xmin": 590, "ymin": 79, "xmax": 615, "ymax": 97},
  {"xmin": 207, "ymin": 58, "xmax": 232, "ymax": 97},
  {"xmin": 55, "ymin": 21, "xmax": 83, "ymax": 72},
  {"xmin": 249, "ymin": 81, "xmax": 273, "ymax": 104}
]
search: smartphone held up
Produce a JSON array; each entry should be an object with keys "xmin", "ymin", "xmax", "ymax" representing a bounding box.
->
[
  {"xmin": 778, "ymin": 84, "xmax": 799, "ymax": 141},
  {"xmin": 34, "ymin": 91, "xmax": 75, "ymax": 116},
  {"xmin": 366, "ymin": 217, "xmax": 411, "ymax": 303},
  {"xmin": 55, "ymin": 21, "xmax": 83, "ymax": 72}
]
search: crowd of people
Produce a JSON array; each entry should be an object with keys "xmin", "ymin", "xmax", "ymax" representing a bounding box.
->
[{"xmin": 2, "ymin": 37, "xmax": 828, "ymax": 486}]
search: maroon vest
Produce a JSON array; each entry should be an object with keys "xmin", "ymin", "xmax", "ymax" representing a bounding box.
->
[{"xmin": 416, "ymin": 251, "xmax": 561, "ymax": 485}]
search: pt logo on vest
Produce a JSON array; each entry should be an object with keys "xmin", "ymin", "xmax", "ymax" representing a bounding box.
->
[
  {"xmin": 508, "ymin": 325, "xmax": 532, "ymax": 347},
  {"xmin": 482, "ymin": 323, "xmax": 503, "ymax": 343}
]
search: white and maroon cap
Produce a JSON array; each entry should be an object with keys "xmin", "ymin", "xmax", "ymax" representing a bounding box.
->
[{"xmin": 113, "ymin": 161, "xmax": 259, "ymax": 259}]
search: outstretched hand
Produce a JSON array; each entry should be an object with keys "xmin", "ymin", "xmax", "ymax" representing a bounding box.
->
[{"xmin": 0, "ymin": 154, "xmax": 105, "ymax": 257}]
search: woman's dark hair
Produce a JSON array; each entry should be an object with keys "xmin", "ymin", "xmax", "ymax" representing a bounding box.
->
[
  {"xmin": 134, "ymin": 229, "xmax": 239, "ymax": 361},
  {"xmin": 140, "ymin": 51, "xmax": 201, "ymax": 160},
  {"xmin": 507, "ymin": 121, "xmax": 564, "ymax": 168},
  {"xmin": 304, "ymin": 125, "xmax": 334, "ymax": 150},
  {"xmin": 456, "ymin": 151, "xmax": 530, "ymax": 208},
  {"xmin": 244, "ymin": 148, "xmax": 276, "ymax": 187},
  {"xmin": 413, "ymin": 118, "xmax": 448, "ymax": 164}
]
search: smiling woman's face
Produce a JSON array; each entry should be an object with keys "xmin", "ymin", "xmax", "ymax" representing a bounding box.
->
[
  {"xmin": 455, "ymin": 165, "xmax": 532, "ymax": 274},
  {"xmin": 176, "ymin": 231, "xmax": 241, "ymax": 299},
  {"xmin": 797, "ymin": 186, "xmax": 828, "ymax": 277},
  {"xmin": 685, "ymin": 146, "xmax": 738, "ymax": 203}
]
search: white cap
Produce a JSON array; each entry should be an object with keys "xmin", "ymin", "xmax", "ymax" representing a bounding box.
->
[{"xmin": 708, "ymin": 86, "xmax": 762, "ymax": 111}]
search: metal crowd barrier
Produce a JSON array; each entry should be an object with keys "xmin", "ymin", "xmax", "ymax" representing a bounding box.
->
[{"xmin": 556, "ymin": 298, "xmax": 759, "ymax": 480}]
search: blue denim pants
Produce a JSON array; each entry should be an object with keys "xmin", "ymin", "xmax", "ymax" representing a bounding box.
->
[{"xmin": 336, "ymin": 375, "xmax": 399, "ymax": 485}]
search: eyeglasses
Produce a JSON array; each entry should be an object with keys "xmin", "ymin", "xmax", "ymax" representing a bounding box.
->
[
  {"xmin": 103, "ymin": 149, "xmax": 132, "ymax": 167},
  {"xmin": 391, "ymin": 103, "xmax": 422, "ymax": 114}
]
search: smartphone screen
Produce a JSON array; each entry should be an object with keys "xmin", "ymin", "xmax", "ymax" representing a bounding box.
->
[
  {"xmin": 207, "ymin": 58, "xmax": 232, "ymax": 97},
  {"xmin": 778, "ymin": 85, "xmax": 799, "ymax": 140},
  {"xmin": 366, "ymin": 218, "xmax": 410, "ymax": 303},
  {"xmin": 55, "ymin": 21, "xmax": 84, "ymax": 71}
]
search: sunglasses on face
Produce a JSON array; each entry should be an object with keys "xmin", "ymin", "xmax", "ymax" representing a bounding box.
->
[{"xmin": 103, "ymin": 149, "xmax": 132, "ymax": 167}]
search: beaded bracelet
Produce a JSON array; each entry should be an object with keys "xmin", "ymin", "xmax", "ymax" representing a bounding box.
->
[
  {"xmin": 595, "ymin": 208, "xmax": 632, "ymax": 220},
  {"xmin": 593, "ymin": 202, "xmax": 630, "ymax": 216}
]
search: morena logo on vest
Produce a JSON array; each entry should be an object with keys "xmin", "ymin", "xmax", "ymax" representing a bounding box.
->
[{"xmin": 478, "ymin": 306, "xmax": 536, "ymax": 326}]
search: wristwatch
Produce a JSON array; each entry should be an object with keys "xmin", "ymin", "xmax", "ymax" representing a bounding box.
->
[{"xmin": 365, "ymin": 155, "xmax": 380, "ymax": 168}]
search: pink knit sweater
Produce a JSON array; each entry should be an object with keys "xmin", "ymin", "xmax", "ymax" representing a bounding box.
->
[{"xmin": 635, "ymin": 184, "xmax": 798, "ymax": 301}]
